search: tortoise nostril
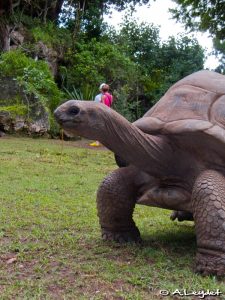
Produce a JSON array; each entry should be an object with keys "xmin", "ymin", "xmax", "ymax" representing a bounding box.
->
[{"xmin": 69, "ymin": 106, "xmax": 80, "ymax": 116}]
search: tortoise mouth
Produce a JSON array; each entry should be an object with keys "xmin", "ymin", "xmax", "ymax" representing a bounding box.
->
[
  {"xmin": 54, "ymin": 108, "xmax": 82, "ymax": 126},
  {"xmin": 60, "ymin": 119, "xmax": 82, "ymax": 128}
]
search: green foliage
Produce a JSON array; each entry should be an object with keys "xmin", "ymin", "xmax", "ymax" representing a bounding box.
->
[
  {"xmin": 60, "ymin": 17, "xmax": 204, "ymax": 122},
  {"xmin": 113, "ymin": 86, "xmax": 142, "ymax": 121},
  {"xmin": 170, "ymin": 0, "xmax": 225, "ymax": 64},
  {"xmin": 31, "ymin": 22, "xmax": 71, "ymax": 50},
  {"xmin": 64, "ymin": 85, "xmax": 97, "ymax": 100},
  {"xmin": 117, "ymin": 18, "xmax": 161, "ymax": 68},
  {"xmin": 0, "ymin": 95, "xmax": 23, "ymax": 106},
  {"xmin": 0, "ymin": 50, "xmax": 62, "ymax": 111},
  {"xmin": 110, "ymin": 19, "xmax": 205, "ymax": 119},
  {"xmin": 48, "ymin": 114, "xmax": 61, "ymax": 138},
  {"xmin": 0, "ymin": 1, "xmax": 206, "ymax": 125},
  {"xmin": 0, "ymin": 50, "xmax": 33, "ymax": 76},
  {"xmin": 0, "ymin": 104, "xmax": 27, "ymax": 116},
  {"xmin": 60, "ymin": 0, "xmax": 152, "ymax": 40},
  {"xmin": 171, "ymin": 0, "xmax": 225, "ymax": 40},
  {"xmin": 155, "ymin": 35, "xmax": 205, "ymax": 97},
  {"xmin": 212, "ymin": 37, "xmax": 225, "ymax": 74},
  {"xmin": 64, "ymin": 38, "xmax": 136, "ymax": 90},
  {"xmin": 17, "ymin": 65, "xmax": 61, "ymax": 111}
]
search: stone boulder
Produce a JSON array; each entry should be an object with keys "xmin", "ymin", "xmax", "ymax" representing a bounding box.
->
[
  {"xmin": 0, "ymin": 76, "xmax": 50, "ymax": 136},
  {"xmin": 35, "ymin": 41, "xmax": 58, "ymax": 77},
  {"xmin": 0, "ymin": 111, "xmax": 11, "ymax": 132}
]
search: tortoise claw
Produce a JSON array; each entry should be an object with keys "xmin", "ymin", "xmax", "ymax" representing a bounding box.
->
[
  {"xmin": 195, "ymin": 252, "xmax": 225, "ymax": 277},
  {"xmin": 101, "ymin": 228, "xmax": 142, "ymax": 244}
]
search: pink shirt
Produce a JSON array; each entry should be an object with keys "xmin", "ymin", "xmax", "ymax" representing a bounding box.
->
[{"xmin": 103, "ymin": 92, "xmax": 113, "ymax": 107}]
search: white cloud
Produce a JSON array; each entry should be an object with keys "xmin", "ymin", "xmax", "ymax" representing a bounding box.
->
[{"xmin": 105, "ymin": 0, "xmax": 220, "ymax": 69}]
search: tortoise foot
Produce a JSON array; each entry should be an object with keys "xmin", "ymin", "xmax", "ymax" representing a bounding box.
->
[
  {"xmin": 195, "ymin": 252, "xmax": 225, "ymax": 277},
  {"xmin": 101, "ymin": 227, "xmax": 141, "ymax": 243}
]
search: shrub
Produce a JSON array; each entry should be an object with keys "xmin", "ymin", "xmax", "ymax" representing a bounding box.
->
[
  {"xmin": 64, "ymin": 85, "xmax": 97, "ymax": 100},
  {"xmin": 64, "ymin": 39, "xmax": 136, "ymax": 90},
  {"xmin": 31, "ymin": 22, "xmax": 71, "ymax": 50},
  {"xmin": 0, "ymin": 49, "xmax": 62, "ymax": 111},
  {"xmin": 0, "ymin": 104, "xmax": 27, "ymax": 117}
]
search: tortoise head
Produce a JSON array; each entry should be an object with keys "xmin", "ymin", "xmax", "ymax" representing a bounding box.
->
[
  {"xmin": 54, "ymin": 100, "xmax": 109, "ymax": 139},
  {"xmin": 54, "ymin": 100, "xmax": 173, "ymax": 176}
]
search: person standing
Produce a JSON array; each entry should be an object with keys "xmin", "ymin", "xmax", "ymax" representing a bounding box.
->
[
  {"xmin": 100, "ymin": 84, "xmax": 113, "ymax": 107},
  {"xmin": 94, "ymin": 83, "xmax": 105, "ymax": 103},
  {"xmin": 90, "ymin": 83, "xmax": 113, "ymax": 147}
]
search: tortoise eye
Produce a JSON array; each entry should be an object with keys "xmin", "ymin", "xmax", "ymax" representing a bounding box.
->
[{"xmin": 69, "ymin": 106, "xmax": 80, "ymax": 115}]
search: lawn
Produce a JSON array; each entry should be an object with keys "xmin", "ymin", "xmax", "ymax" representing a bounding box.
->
[{"xmin": 0, "ymin": 137, "xmax": 224, "ymax": 299}]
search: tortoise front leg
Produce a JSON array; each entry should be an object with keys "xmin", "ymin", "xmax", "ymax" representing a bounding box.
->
[
  {"xmin": 97, "ymin": 166, "xmax": 141, "ymax": 243},
  {"xmin": 192, "ymin": 170, "xmax": 225, "ymax": 277}
]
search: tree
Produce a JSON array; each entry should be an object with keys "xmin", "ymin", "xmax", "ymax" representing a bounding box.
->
[
  {"xmin": 170, "ymin": 0, "xmax": 225, "ymax": 71},
  {"xmin": 60, "ymin": 0, "xmax": 152, "ymax": 40},
  {"xmin": 63, "ymin": 38, "xmax": 137, "ymax": 89},
  {"xmin": 171, "ymin": 0, "xmax": 225, "ymax": 39},
  {"xmin": 0, "ymin": 0, "xmax": 152, "ymax": 50},
  {"xmin": 0, "ymin": 0, "xmax": 64, "ymax": 51},
  {"xmin": 114, "ymin": 18, "xmax": 204, "ymax": 114},
  {"xmin": 157, "ymin": 35, "xmax": 205, "ymax": 95},
  {"xmin": 0, "ymin": 0, "xmax": 64, "ymax": 22}
]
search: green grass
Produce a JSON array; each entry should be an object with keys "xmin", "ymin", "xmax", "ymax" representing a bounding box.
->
[{"xmin": 0, "ymin": 137, "xmax": 224, "ymax": 299}]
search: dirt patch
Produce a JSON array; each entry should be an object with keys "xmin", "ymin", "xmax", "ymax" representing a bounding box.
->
[
  {"xmin": 71, "ymin": 276, "xmax": 137, "ymax": 300},
  {"xmin": 53, "ymin": 138, "xmax": 109, "ymax": 151}
]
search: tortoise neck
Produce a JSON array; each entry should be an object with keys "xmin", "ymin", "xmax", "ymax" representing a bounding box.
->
[{"xmin": 97, "ymin": 109, "xmax": 172, "ymax": 175}]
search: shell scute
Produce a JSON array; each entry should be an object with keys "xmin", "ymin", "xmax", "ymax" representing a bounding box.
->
[{"xmin": 134, "ymin": 71, "xmax": 225, "ymax": 144}]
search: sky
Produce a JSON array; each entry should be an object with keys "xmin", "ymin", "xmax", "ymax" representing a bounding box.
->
[{"xmin": 106, "ymin": 0, "xmax": 220, "ymax": 69}]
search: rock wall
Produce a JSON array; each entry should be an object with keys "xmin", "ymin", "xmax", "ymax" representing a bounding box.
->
[{"xmin": 0, "ymin": 76, "xmax": 49, "ymax": 136}]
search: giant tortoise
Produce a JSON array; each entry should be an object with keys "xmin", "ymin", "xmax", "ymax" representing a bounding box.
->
[{"xmin": 54, "ymin": 70, "xmax": 225, "ymax": 276}]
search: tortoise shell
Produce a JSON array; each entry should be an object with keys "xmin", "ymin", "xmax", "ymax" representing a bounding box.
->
[{"xmin": 134, "ymin": 70, "xmax": 225, "ymax": 144}]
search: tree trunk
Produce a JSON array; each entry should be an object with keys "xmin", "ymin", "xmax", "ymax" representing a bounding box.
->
[
  {"xmin": 0, "ymin": 0, "xmax": 14, "ymax": 52},
  {"xmin": 0, "ymin": 23, "xmax": 10, "ymax": 51}
]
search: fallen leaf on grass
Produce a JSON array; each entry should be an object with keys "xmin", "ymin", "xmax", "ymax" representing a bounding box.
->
[{"xmin": 6, "ymin": 257, "xmax": 17, "ymax": 264}]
